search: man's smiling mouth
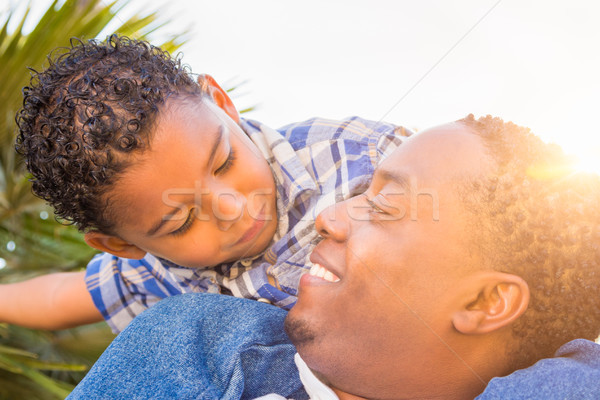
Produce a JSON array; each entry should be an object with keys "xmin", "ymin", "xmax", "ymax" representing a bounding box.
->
[{"xmin": 308, "ymin": 263, "xmax": 340, "ymax": 283}]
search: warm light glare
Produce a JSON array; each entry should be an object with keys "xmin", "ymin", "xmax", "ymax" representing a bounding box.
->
[
  {"xmin": 568, "ymin": 145, "xmax": 600, "ymax": 175},
  {"xmin": 575, "ymin": 157, "xmax": 600, "ymax": 175}
]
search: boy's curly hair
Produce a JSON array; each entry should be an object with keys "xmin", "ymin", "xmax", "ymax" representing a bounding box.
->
[
  {"xmin": 461, "ymin": 114, "xmax": 600, "ymax": 370},
  {"xmin": 15, "ymin": 34, "xmax": 204, "ymax": 234}
]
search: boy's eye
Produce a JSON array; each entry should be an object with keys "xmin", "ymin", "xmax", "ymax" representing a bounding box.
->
[
  {"xmin": 215, "ymin": 148, "xmax": 236, "ymax": 176},
  {"xmin": 171, "ymin": 208, "xmax": 196, "ymax": 236}
]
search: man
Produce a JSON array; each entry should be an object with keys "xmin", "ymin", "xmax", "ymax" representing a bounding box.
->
[{"xmin": 68, "ymin": 115, "xmax": 600, "ymax": 399}]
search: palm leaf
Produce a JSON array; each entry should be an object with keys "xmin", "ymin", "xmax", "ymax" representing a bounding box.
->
[
  {"xmin": 0, "ymin": 0, "xmax": 185, "ymax": 273},
  {"xmin": 0, "ymin": 0, "xmax": 185, "ymax": 397},
  {"xmin": 0, "ymin": 353, "xmax": 74, "ymax": 399}
]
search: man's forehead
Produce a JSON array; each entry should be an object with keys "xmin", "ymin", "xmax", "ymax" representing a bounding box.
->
[
  {"xmin": 379, "ymin": 122, "xmax": 487, "ymax": 183},
  {"xmin": 372, "ymin": 166, "xmax": 411, "ymax": 191}
]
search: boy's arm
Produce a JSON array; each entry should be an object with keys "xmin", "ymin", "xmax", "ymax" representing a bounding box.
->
[{"xmin": 0, "ymin": 271, "xmax": 103, "ymax": 330}]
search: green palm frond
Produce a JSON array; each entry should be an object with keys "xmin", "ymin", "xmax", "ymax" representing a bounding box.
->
[
  {"xmin": 0, "ymin": 0, "xmax": 186, "ymax": 273},
  {"xmin": 0, "ymin": 0, "xmax": 186, "ymax": 397}
]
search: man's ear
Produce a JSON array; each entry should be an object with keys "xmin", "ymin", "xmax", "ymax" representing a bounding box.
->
[
  {"xmin": 84, "ymin": 231, "xmax": 147, "ymax": 260},
  {"xmin": 452, "ymin": 271, "xmax": 530, "ymax": 335},
  {"xmin": 197, "ymin": 74, "xmax": 240, "ymax": 123}
]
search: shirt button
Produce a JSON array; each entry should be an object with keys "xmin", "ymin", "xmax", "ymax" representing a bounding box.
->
[
  {"xmin": 241, "ymin": 259, "xmax": 253, "ymax": 267},
  {"xmin": 257, "ymin": 298, "xmax": 272, "ymax": 304}
]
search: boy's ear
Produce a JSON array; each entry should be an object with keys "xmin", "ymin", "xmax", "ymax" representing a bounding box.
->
[
  {"xmin": 84, "ymin": 231, "xmax": 147, "ymax": 260},
  {"xmin": 197, "ymin": 74, "xmax": 240, "ymax": 123},
  {"xmin": 452, "ymin": 271, "xmax": 530, "ymax": 335}
]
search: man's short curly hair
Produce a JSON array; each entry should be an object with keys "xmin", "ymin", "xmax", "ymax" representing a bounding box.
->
[
  {"xmin": 460, "ymin": 114, "xmax": 600, "ymax": 370},
  {"xmin": 15, "ymin": 34, "xmax": 206, "ymax": 234}
]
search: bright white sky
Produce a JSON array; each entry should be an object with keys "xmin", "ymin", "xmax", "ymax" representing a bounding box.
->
[
  {"xmin": 8, "ymin": 0, "xmax": 600, "ymax": 167},
  {"xmin": 140, "ymin": 0, "xmax": 600, "ymax": 168}
]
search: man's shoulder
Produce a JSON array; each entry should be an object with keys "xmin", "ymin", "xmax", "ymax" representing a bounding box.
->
[{"xmin": 477, "ymin": 339, "xmax": 600, "ymax": 400}]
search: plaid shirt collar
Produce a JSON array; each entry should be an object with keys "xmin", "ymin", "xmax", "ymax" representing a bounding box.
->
[{"xmin": 241, "ymin": 118, "xmax": 317, "ymax": 212}]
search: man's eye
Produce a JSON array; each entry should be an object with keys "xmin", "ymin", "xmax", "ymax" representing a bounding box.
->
[
  {"xmin": 171, "ymin": 208, "xmax": 196, "ymax": 236},
  {"xmin": 215, "ymin": 148, "xmax": 236, "ymax": 175},
  {"xmin": 362, "ymin": 193, "xmax": 403, "ymax": 221},
  {"xmin": 363, "ymin": 193, "xmax": 387, "ymax": 214},
  {"xmin": 366, "ymin": 196, "xmax": 387, "ymax": 214}
]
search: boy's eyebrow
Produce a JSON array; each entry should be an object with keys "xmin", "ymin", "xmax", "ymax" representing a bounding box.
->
[
  {"xmin": 147, "ymin": 126, "xmax": 225, "ymax": 237},
  {"xmin": 207, "ymin": 125, "xmax": 225, "ymax": 167}
]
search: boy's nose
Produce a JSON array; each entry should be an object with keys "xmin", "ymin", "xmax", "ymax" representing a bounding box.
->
[
  {"xmin": 315, "ymin": 200, "xmax": 350, "ymax": 242},
  {"xmin": 209, "ymin": 187, "xmax": 246, "ymax": 231}
]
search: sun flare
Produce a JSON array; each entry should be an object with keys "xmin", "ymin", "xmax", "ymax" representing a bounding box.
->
[{"xmin": 568, "ymin": 144, "xmax": 600, "ymax": 175}]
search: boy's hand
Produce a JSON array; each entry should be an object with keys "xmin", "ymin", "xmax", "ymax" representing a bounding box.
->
[{"xmin": 0, "ymin": 271, "xmax": 103, "ymax": 330}]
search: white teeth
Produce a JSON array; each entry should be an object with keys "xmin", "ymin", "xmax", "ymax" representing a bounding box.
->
[
  {"xmin": 309, "ymin": 264, "xmax": 319, "ymax": 276},
  {"xmin": 316, "ymin": 267, "xmax": 326, "ymax": 278},
  {"xmin": 308, "ymin": 263, "xmax": 341, "ymax": 283},
  {"xmin": 323, "ymin": 271, "xmax": 335, "ymax": 282}
]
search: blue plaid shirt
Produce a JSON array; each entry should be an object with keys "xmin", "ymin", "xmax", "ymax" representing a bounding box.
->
[{"xmin": 85, "ymin": 117, "xmax": 411, "ymax": 332}]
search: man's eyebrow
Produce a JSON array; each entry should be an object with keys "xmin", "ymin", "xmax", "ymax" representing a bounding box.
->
[
  {"xmin": 147, "ymin": 207, "xmax": 186, "ymax": 236},
  {"xmin": 374, "ymin": 167, "xmax": 411, "ymax": 191}
]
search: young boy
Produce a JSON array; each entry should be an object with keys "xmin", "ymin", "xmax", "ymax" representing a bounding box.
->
[{"xmin": 6, "ymin": 34, "xmax": 411, "ymax": 333}]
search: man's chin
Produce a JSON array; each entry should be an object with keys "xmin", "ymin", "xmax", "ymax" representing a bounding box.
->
[{"xmin": 283, "ymin": 314, "xmax": 317, "ymax": 347}]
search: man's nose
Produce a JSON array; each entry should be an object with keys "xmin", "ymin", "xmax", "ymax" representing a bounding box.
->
[{"xmin": 315, "ymin": 200, "xmax": 350, "ymax": 242}]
